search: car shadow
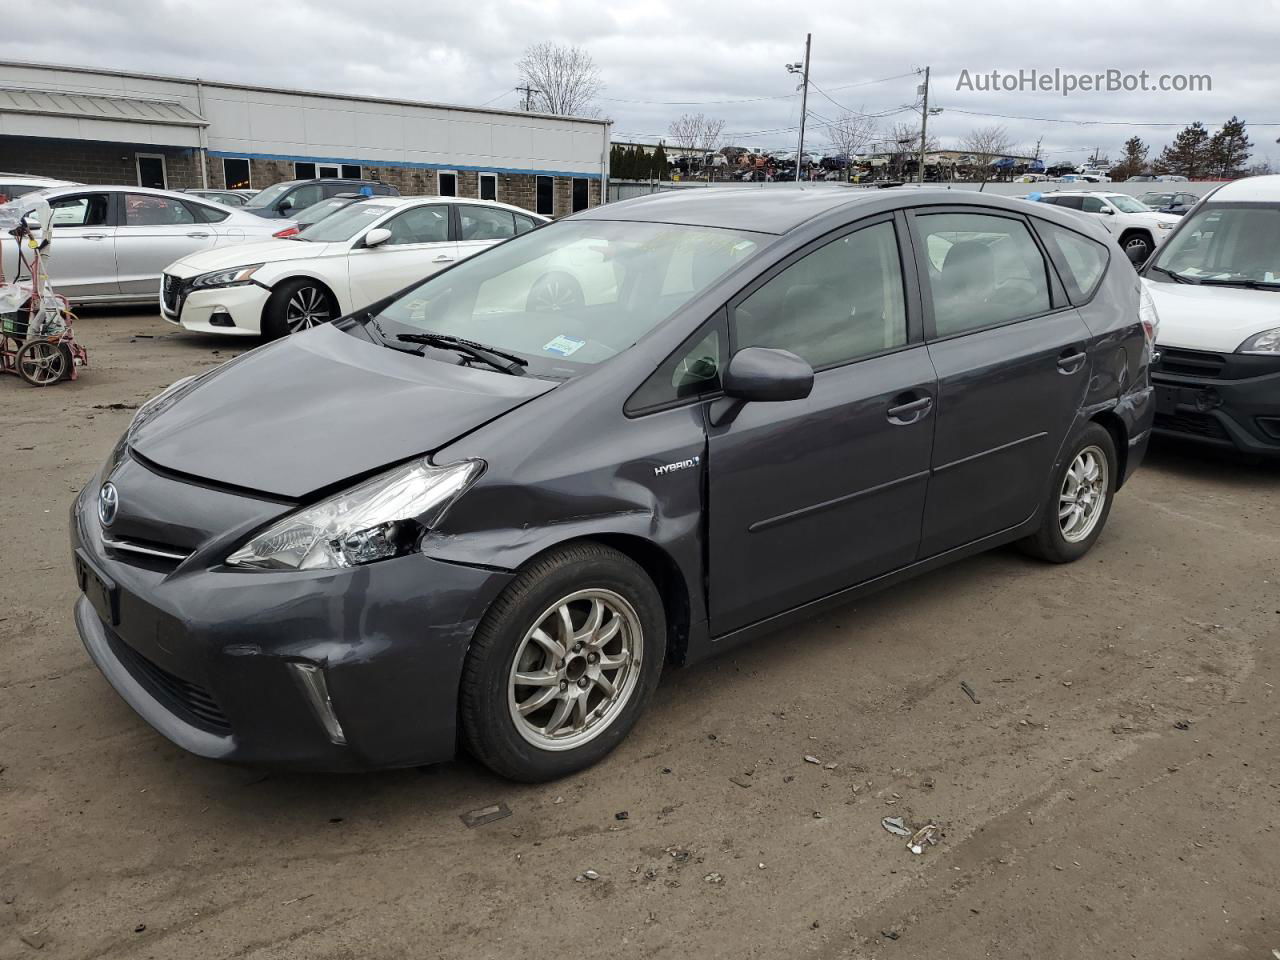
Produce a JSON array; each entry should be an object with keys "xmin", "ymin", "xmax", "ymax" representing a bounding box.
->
[{"xmin": 1143, "ymin": 438, "xmax": 1279, "ymax": 484}]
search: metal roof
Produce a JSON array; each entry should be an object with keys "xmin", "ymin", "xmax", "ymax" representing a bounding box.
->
[{"xmin": 0, "ymin": 86, "xmax": 207, "ymax": 127}]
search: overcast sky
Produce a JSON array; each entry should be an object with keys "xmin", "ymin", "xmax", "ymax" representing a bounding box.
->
[{"xmin": 4, "ymin": 0, "xmax": 1277, "ymax": 166}]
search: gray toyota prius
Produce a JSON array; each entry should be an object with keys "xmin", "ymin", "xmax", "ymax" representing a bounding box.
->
[{"xmin": 71, "ymin": 186, "xmax": 1156, "ymax": 781}]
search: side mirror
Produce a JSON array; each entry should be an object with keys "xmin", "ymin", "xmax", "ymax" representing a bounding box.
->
[
  {"xmin": 363, "ymin": 227, "xmax": 392, "ymax": 248},
  {"xmin": 277, "ymin": 197, "xmax": 294, "ymax": 213},
  {"xmin": 1101, "ymin": 207, "xmax": 1114, "ymax": 215},
  {"xmin": 722, "ymin": 347, "xmax": 814, "ymax": 403}
]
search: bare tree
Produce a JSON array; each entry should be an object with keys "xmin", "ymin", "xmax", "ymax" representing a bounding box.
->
[
  {"xmin": 962, "ymin": 124, "xmax": 1013, "ymax": 191},
  {"xmin": 885, "ymin": 121, "xmax": 937, "ymax": 179},
  {"xmin": 516, "ymin": 42, "xmax": 602, "ymax": 117},
  {"xmin": 667, "ymin": 113, "xmax": 726, "ymax": 169},
  {"xmin": 824, "ymin": 109, "xmax": 878, "ymax": 166}
]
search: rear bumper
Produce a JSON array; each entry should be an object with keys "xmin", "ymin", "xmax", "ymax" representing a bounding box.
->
[
  {"xmin": 70, "ymin": 471, "xmax": 514, "ymax": 771},
  {"xmin": 1151, "ymin": 351, "xmax": 1280, "ymax": 455}
]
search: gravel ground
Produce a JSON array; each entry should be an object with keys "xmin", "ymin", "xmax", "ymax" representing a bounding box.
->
[{"xmin": 1, "ymin": 311, "xmax": 1277, "ymax": 960}]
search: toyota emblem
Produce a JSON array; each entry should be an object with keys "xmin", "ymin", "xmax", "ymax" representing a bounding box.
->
[{"xmin": 98, "ymin": 482, "xmax": 119, "ymax": 527}]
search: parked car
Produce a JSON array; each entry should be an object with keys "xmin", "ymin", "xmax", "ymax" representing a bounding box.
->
[
  {"xmin": 1036, "ymin": 191, "xmax": 1180, "ymax": 260},
  {"xmin": 72, "ymin": 187, "xmax": 1155, "ymax": 780},
  {"xmin": 241, "ymin": 178, "xmax": 399, "ymax": 219},
  {"xmin": 0, "ymin": 185, "xmax": 290, "ymax": 304},
  {"xmin": 1156, "ymin": 175, "xmax": 1190, "ymax": 182},
  {"xmin": 181, "ymin": 188, "xmax": 251, "ymax": 207},
  {"xmin": 1138, "ymin": 174, "xmax": 1280, "ymax": 455},
  {"xmin": 1138, "ymin": 191, "xmax": 1200, "ymax": 216},
  {"xmin": 1126, "ymin": 175, "xmax": 1158, "ymax": 183},
  {"xmin": 271, "ymin": 193, "xmax": 367, "ymax": 238},
  {"xmin": 0, "ymin": 174, "xmax": 77, "ymax": 204},
  {"xmin": 161, "ymin": 196, "xmax": 546, "ymax": 337}
]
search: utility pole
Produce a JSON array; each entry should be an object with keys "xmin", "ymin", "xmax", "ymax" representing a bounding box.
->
[
  {"xmin": 516, "ymin": 85, "xmax": 540, "ymax": 112},
  {"xmin": 787, "ymin": 34, "xmax": 812, "ymax": 183},
  {"xmin": 917, "ymin": 65, "xmax": 931, "ymax": 184}
]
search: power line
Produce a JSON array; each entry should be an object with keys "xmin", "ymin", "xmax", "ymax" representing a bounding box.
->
[
  {"xmin": 596, "ymin": 69, "xmax": 918, "ymax": 107},
  {"xmin": 943, "ymin": 106, "xmax": 1280, "ymax": 127}
]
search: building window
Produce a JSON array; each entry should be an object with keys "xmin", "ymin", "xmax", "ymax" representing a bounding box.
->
[
  {"xmin": 438, "ymin": 171, "xmax": 458, "ymax": 197},
  {"xmin": 572, "ymin": 177, "xmax": 589, "ymax": 212},
  {"xmin": 222, "ymin": 158, "xmax": 251, "ymax": 190},
  {"xmin": 536, "ymin": 175, "xmax": 554, "ymax": 216},
  {"xmin": 135, "ymin": 154, "xmax": 167, "ymax": 189},
  {"xmin": 295, "ymin": 162, "xmax": 317, "ymax": 179},
  {"xmin": 479, "ymin": 173, "xmax": 497, "ymax": 201},
  {"xmin": 341, "ymin": 164, "xmax": 362, "ymax": 179}
]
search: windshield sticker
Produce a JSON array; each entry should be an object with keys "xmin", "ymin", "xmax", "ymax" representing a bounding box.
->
[{"xmin": 543, "ymin": 334, "xmax": 586, "ymax": 357}]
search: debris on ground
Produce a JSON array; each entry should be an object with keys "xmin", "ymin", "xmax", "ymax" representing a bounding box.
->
[
  {"xmin": 20, "ymin": 930, "xmax": 47, "ymax": 949},
  {"xmin": 133, "ymin": 923, "xmax": 146, "ymax": 933},
  {"xmin": 729, "ymin": 775, "xmax": 752, "ymax": 788},
  {"xmin": 551, "ymin": 795, "xmax": 565, "ymax": 804},
  {"xmin": 92, "ymin": 402, "xmax": 139, "ymax": 410},
  {"xmin": 460, "ymin": 802, "xmax": 512, "ymax": 828},
  {"xmin": 615, "ymin": 811, "xmax": 629, "ymax": 821},
  {"xmin": 703, "ymin": 872, "xmax": 724, "ymax": 884},
  {"xmin": 960, "ymin": 680, "xmax": 980, "ymax": 704},
  {"xmin": 665, "ymin": 846, "xmax": 691, "ymax": 863},
  {"xmin": 881, "ymin": 816, "xmax": 912, "ymax": 837},
  {"xmin": 824, "ymin": 762, "xmax": 838, "ymax": 770},
  {"xmin": 575, "ymin": 869, "xmax": 600, "ymax": 882},
  {"xmin": 908, "ymin": 823, "xmax": 941, "ymax": 854},
  {"xmin": 804, "ymin": 754, "xmax": 821, "ymax": 764},
  {"xmin": 882, "ymin": 930, "xmax": 901, "ymax": 940},
  {"xmin": 1174, "ymin": 719, "xmax": 1191, "ymax": 730}
]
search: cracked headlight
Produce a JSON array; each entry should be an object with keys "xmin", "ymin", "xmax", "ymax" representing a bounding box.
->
[{"xmin": 226, "ymin": 458, "xmax": 484, "ymax": 571}]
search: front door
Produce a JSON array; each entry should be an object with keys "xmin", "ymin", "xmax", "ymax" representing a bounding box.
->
[
  {"xmin": 908, "ymin": 208, "xmax": 1092, "ymax": 557},
  {"xmin": 708, "ymin": 216, "xmax": 937, "ymax": 636},
  {"xmin": 37, "ymin": 192, "xmax": 119, "ymax": 299},
  {"xmin": 116, "ymin": 193, "xmax": 216, "ymax": 296},
  {"xmin": 347, "ymin": 203, "xmax": 456, "ymax": 308}
]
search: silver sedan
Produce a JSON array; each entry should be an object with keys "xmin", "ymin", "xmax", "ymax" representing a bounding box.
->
[{"xmin": 0, "ymin": 185, "xmax": 290, "ymax": 305}]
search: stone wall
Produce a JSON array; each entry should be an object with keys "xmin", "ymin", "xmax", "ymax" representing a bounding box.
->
[{"xmin": 0, "ymin": 136, "xmax": 203, "ymax": 188}]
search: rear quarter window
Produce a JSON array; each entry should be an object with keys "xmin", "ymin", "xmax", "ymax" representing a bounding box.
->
[{"xmin": 1037, "ymin": 220, "xmax": 1109, "ymax": 302}]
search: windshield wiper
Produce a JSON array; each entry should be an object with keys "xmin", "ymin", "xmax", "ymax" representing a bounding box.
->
[
  {"xmin": 1149, "ymin": 265, "xmax": 1195, "ymax": 284},
  {"xmin": 1195, "ymin": 277, "xmax": 1279, "ymax": 290},
  {"xmin": 397, "ymin": 332, "xmax": 528, "ymax": 375}
]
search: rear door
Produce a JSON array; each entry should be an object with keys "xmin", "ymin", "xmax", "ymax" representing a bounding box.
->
[
  {"xmin": 707, "ymin": 214, "xmax": 937, "ymax": 635},
  {"xmin": 29, "ymin": 192, "xmax": 118, "ymax": 299},
  {"xmin": 908, "ymin": 207, "xmax": 1092, "ymax": 557},
  {"xmin": 346, "ymin": 203, "xmax": 455, "ymax": 307},
  {"xmin": 115, "ymin": 193, "xmax": 217, "ymax": 296},
  {"xmin": 455, "ymin": 204, "xmax": 517, "ymax": 262}
]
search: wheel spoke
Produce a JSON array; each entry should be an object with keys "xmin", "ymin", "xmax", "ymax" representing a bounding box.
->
[
  {"xmin": 517, "ymin": 685, "xmax": 559, "ymax": 716},
  {"xmin": 595, "ymin": 616, "xmax": 621, "ymax": 645},
  {"xmin": 572, "ymin": 694, "xmax": 589, "ymax": 729},
  {"xmin": 592, "ymin": 672, "xmax": 616, "ymax": 698},
  {"xmin": 528, "ymin": 627, "xmax": 564, "ymax": 660},
  {"xmin": 514, "ymin": 669, "xmax": 558, "ymax": 687},
  {"xmin": 556, "ymin": 604, "xmax": 575, "ymax": 646},
  {"xmin": 543, "ymin": 695, "xmax": 573, "ymax": 735},
  {"xmin": 597, "ymin": 649, "xmax": 629, "ymax": 671},
  {"xmin": 577, "ymin": 598, "xmax": 604, "ymax": 643}
]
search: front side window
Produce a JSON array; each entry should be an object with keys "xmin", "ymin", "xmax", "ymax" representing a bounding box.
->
[
  {"xmin": 369, "ymin": 220, "xmax": 764, "ymax": 376},
  {"xmin": 296, "ymin": 202, "xmax": 395, "ymax": 242},
  {"xmin": 1080, "ymin": 196, "xmax": 1107, "ymax": 214},
  {"xmin": 384, "ymin": 205, "xmax": 450, "ymax": 245},
  {"xmin": 286, "ymin": 184, "xmax": 324, "ymax": 212},
  {"xmin": 627, "ymin": 320, "xmax": 725, "ymax": 413},
  {"xmin": 459, "ymin": 206, "xmax": 515, "ymax": 241},
  {"xmin": 733, "ymin": 220, "xmax": 907, "ymax": 368},
  {"xmin": 47, "ymin": 194, "xmax": 111, "ymax": 227},
  {"xmin": 123, "ymin": 194, "xmax": 195, "ymax": 226},
  {"xmin": 1150, "ymin": 205, "xmax": 1280, "ymax": 286},
  {"xmin": 917, "ymin": 212, "xmax": 1051, "ymax": 337}
]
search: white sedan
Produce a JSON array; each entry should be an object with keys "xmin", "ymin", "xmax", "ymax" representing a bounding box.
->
[{"xmin": 161, "ymin": 196, "xmax": 547, "ymax": 338}]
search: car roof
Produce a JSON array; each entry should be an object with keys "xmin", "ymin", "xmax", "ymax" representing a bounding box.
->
[
  {"xmin": 1040, "ymin": 190, "xmax": 1123, "ymax": 198},
  {"xmin": 0, "ymin": 174, "xmax": 75, "ymax": 185},
  {"xmin": 1205, "ymin": 174, "xmax": 1280, "ymax": 203},
  {"xmin": 357, "ymin": 195, "xmax": 549, "ymax": 219}
]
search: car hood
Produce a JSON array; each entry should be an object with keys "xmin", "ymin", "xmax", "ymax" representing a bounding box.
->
[
  {"xmin": 165, "ymin": 238, "xmax": 341, "ymax": 278},
  {"xmin": 128, "ymin": 324, "xmax": 556, "ymax": 498},
  {"xmin": 1145, "ymin": 278, "xmax": 1280, "ymax": 352}
]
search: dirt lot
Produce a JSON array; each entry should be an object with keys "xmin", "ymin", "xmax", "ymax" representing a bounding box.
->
[{"xmin": 1, "ymin": 311, "xmax": 1277, "ymax": 960}]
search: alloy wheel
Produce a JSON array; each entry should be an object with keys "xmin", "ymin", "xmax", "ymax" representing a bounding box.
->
[
  {"xmin": 507, "ymin": 589, "xmax": 644, "ymax": 751},
  {"xmin": 1059, "ymin": 445, "xmax": 1109, "ymax": 543},
  {"xmin": 285, "ymin": 286, "xmax": 332, "ymax": 332}
]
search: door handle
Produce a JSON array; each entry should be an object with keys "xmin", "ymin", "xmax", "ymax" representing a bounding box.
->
[
  {"xmin": 1057, "ymin": 349, "xmax": 1087, "ymax": 374},
  {"xmin": 886, "ymin": 394, "xmax": 934, "ymax": 425},
  {"xmin": 431, "ymin": 254, "xmax": 455, "ymax": 263},
  {"xmin": 186, "ymin": 232, "xmax": 211, "ymax": 239},
  {"xmin": 82, "ymin": 234, "xmax": 108, "ymax": 240}
]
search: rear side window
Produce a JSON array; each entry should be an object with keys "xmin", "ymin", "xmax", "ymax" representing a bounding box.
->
[
  {"xmin": 188, "ymin": 201, "xmax": 230, "ymax": 223},
  {"xmin": 732, "ymin": 220, "xmax": 907, "ymax": 368},
  {"xmin": 1038, "ymin": 221, "xmax": 1109, "ymax": 301},
  {"xmin": 123, "ymin": 194, "xmax": 195, "ymax": 226},
  {"xmin": 459, "ymin": 206, "xmax": 515, "ymax": 241},
  {"xmin": 915, "ymin": 212, "xmax": 1051, "ymax": 337},
  {"xmin": 514, "ymin": 213, "xmax": 539, "ymax": 234}
]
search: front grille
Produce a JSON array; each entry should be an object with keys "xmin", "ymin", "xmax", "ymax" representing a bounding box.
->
[
  {"xmin": 1155, "ymin": 411, "xmax": 1230, "ymax": 440},
  {"xmin": 107, "ymin": 627, "xmax": 231, "ymax": 733},
  {"xmin": 1155, "ymin": 347, "xmax": 1227, "ymax": 379},
  {"xmin": 161, "ymin": 274, "xmax": 190, "ymax": 315}
]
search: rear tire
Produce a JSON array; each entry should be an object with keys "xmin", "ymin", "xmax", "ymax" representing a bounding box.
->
[
  {"xmin": 460, "ymin": 543, "xmax": 666, "ymax": 782},
  {"xmin": 1019, "ymin": 422, "xmax": 1117, "ymax": 563},
  {"xmin": 261, "ymin": 279, "xmax": 337, "ymax": 339}
]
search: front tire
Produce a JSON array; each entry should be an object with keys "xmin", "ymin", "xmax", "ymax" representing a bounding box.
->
[
  {"xmin": 1120, "ymin": 231, "xmax": 1152, "ymax": 263},
  {"xmin": 261, "ymin": 279, "xmax": 337, "ymax": 339},
  {"xmin": 1020, "ymin": 422, "xmax": 1117, "ymax": 563},
  {"xmin": 460, "ymin": 543, "xmax": 666, "ymax": 782}
]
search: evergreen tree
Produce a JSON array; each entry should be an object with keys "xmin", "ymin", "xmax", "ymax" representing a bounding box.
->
[
  {"xmin": 1111, "ymin": 136, "xmax": 1149, "ymax": 181},
  {"xmin": 609, "ymin": 144, "xmax": 624, "ymax": 179},
  {"xmin": 1209, "ymin": 117, "xmax": 1252, "ymax": 179},
  {"xmin": 653, "ymin": 143, "xmax": 670, "ymax": 180},
  {"xmin": 1157, "ymin": 122, "xmax": 1212, "ymax": 179}
]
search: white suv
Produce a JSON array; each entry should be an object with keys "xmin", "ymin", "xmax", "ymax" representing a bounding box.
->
[{"xmin": 1037, "ymin": 191, "xmax": 1180, "ymax": 261}]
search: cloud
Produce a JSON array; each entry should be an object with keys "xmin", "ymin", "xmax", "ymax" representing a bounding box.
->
[{"xmin": 2, "ymin": 0, "xmax": 1274, "ymax": 165}]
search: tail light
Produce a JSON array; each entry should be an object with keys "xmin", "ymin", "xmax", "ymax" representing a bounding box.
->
[{"xmin": 273, "ymin": 225, "xmax": 299, "ymax": 238}]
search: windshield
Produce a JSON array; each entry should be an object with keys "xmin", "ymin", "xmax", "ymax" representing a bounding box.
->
[
  {"xmin": 244, "ymin": 182, "xmax": 292, "ymax": 210},
  {"xmin": 295, "ymin": 203, "xmax": 394, "ymax": 242},
  {"xmin": 297, "ymin": 197, "xmax": 360, "ymax": 226},
  {"xmin": 1106, "ymin": 195, "xmax": 1149, "ymax": 213},
  {"xmin": 1140, "ymin": 193, "xmax": 1175, "ymax": 206},
  {"xmin": 1151, "ymin": 205, "xmax": 1280, "ymax": 285},
  {"xmin": 370, "ymin": 220, "xmax": 765, "ymax": 377}
]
